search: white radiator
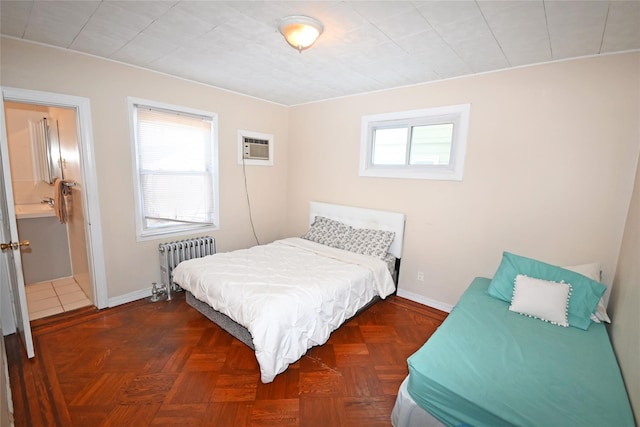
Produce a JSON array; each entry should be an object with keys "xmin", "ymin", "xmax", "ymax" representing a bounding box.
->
[{"xmin": 158, "ymin": 236, "xmax": 215, "ymax": 298}]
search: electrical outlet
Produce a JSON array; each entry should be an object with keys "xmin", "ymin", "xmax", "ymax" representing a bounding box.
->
[{"xmin": 417, "ymin": 272, "xmax": 424, "ymax": 282}]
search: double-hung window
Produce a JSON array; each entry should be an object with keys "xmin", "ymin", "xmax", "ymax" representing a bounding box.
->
[
  {"xmin": 360, "ymin": 104, "xmax": 471, "ymax": 181},
  {"xmin": 129, "ymin": 98, "xmax": 219, "ymax": 240}
]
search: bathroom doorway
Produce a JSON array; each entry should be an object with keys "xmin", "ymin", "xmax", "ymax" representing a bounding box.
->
[
  {"xmin": 0, "ymin": 87, "xmax": 107, "ymax": 341},
  {"xmin": 4, "ymin": 101, "xmax": 93, "ymax": 319}
]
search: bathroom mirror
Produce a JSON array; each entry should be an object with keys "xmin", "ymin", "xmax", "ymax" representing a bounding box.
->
[{"xmin": 34, "ymin": 117, "xmax": 63, "ymax": 184}]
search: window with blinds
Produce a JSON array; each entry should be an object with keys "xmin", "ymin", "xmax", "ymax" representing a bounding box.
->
[{"xmin": 129, "ymin": 98, "xmax": 219, "ymax": 239}]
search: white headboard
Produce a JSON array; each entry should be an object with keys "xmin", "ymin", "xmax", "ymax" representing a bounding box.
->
[{"xmin": 309, "ymin": 201, "xmax": 406, "ymax": 258}]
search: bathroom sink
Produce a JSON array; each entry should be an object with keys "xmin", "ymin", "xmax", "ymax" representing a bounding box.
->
[{"xmin": 14, "ymin": 203, "xmax": 55, "ymax": 219}]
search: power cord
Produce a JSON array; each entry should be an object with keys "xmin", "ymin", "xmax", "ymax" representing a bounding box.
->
[{"xmin": 241, "ymin": 154, "xmax": 261, "ymax": 246}]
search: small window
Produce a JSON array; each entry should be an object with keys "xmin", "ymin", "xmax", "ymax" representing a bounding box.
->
[
  {"xmin": 360, "ymin": 104, "xmax": 470, "ymax": 181},
  {"xmin": 128, "ymin": 98, "xmax": 219, "ymax": 240}
]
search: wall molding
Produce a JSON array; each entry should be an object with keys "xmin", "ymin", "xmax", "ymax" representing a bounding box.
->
[
  {"xmin": 396, "ymin": 288, "xmax": 453, "ymax": 313},
  {"xmin": 108, "ymin": 287, "xmax": 152, "ymax": 308}
]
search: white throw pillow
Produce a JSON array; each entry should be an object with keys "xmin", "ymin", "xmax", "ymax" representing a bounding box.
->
[
  {"xmin": 563, "ymin": 263, "xmax": 611, "ymax": 323},
  {"xmin": 509, "ymin": 275, "xmax": 571, "ymax": 327}
]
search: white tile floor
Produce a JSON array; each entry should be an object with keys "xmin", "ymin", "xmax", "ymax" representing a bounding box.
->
[{"xmin": 25, "ymin": 277, "xmax": 92, "ymax": 321}]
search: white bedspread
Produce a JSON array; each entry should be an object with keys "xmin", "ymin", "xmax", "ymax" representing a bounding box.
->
[{"xmin": 172, "ymin": 237, "xmax": 396, "ymax": 383}]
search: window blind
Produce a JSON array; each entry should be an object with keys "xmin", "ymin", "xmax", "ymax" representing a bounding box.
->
[{"xmin": 134, "ymin": 105, "xmax": 215, "ymax": 232}]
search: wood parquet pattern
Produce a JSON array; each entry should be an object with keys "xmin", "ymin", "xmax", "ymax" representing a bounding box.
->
[{"xmin": 6, "ymin": 292, "xmax": 447, "ymax": 427}]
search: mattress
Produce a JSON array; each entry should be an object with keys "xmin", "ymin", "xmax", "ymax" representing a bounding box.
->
[
  {"xmin": 173, "ymin": 237, "xmax": 396, "ymax": 383},
  {"xmin": 407, "ymin": 277, "xmax": 635, "ymax": 427},
  {"xmin": 392, "ymin": 376, "xmax": 446, "ymax": 427}
]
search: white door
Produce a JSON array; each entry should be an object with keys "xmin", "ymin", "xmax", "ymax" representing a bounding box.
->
[{"xmin": 0, "ymin": 101, "xmax": 34, "ymax": 358}]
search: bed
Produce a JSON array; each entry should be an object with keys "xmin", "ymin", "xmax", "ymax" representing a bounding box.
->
[
  {"xmin": 172, "ymin": 201, "xmax": 405, "ymax": 383},
  {"xmin": 392, "ymin": 253, "xmax": 635, "ymax": 427}
]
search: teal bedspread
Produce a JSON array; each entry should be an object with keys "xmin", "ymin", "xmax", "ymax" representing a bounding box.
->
[{"xmin": 407, "ymin": 277, "xmax": 635, "ymax": 427}]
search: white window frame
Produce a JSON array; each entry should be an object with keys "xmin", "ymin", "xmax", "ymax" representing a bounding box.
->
[
  {"xmin": 359, "ymin": 104, "xmax": 471, "ymax": 181},
  {"xmin": 128, "ymin": 97, "xmax": 219, "ymax": 241}
]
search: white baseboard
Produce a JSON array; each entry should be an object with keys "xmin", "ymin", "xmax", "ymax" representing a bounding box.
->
[
  {"xmin": 396, "ymin": 288, "xmax": 453, "ymax": 313},
  {"xmin": 108, "ymin": 287, "xmax": 152, "ymax": 308},
  {"xmin": 108, "ymin": 286, "xmax": 454, "ymax": 314}
]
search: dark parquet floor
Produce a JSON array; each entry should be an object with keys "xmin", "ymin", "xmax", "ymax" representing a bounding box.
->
[{"xmin": 6, "ymin": 291, "xmax": 447, "ymax": 427}]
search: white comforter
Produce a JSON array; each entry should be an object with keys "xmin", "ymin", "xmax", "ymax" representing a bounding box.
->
[{"xmin": 172, "ymin": 237, "xmax": 396, "ymax": 383}]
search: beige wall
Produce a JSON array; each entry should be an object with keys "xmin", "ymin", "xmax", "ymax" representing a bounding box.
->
[
  {"xmin": 287, "ymin": 53, "xmax": 640, "ymax": 308},
  {"xmin": 3, "ymin": 39, "xmax": 635, "ymax": 309},
  {"xmin": 1, "ymin": 37, "xmax": 290, "ymax": 300},
  {"xmin": 610, "ymin": 154, "xmax": 640, "ymax": 419}
]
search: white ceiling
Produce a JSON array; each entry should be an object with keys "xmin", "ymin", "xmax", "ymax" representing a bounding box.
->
[{"xmin": 1, "ymin": 1, "xmax": 639, "ymax": 106}]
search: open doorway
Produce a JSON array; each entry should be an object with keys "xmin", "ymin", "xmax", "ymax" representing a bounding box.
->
[
  {"xmin": 4, "ymin": 101, "xmax": 93, "ymax": 319},
  {"xmin": 0, "ymin": 87, "xmax": 107, "ymax": 343}
]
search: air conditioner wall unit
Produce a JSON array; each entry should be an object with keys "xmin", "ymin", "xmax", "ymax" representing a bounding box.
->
[{"xmin": 237, "ymin": 130, "xmax": 274, "ymax": 166}]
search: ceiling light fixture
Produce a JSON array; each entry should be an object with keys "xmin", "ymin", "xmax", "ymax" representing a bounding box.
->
[{"xmin": 278, "ymin": 15, "xmax": 324, "ymax": 52}]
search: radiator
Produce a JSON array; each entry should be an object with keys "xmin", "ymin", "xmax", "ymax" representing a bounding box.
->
[{"xmin": 157, "ymin": 236, "xmax": 215, "ymax": 300}]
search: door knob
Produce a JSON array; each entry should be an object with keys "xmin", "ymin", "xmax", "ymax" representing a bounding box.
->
[{"xmin": 0, "ymin": 240, "xmax": 30, "ymax": 251}]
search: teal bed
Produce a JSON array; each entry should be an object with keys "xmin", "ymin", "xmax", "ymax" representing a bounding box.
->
[{"xmin": 394, "ymin": 277, "xmax": 635, "ymax": 427}]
